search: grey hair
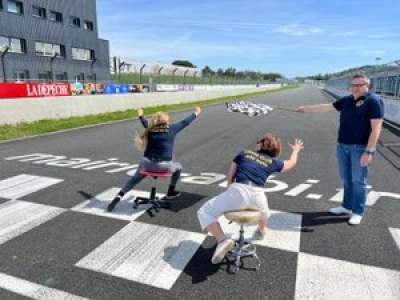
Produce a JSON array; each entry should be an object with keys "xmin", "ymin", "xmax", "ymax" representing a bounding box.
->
[{"xmin": 352, "ymin": 73, "xmax": 370, "ymax": 85}]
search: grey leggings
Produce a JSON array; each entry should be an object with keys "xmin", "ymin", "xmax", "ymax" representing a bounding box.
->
[{"xmin": 121, "ymin": 157, "xmax": 182, "ymax": 194}]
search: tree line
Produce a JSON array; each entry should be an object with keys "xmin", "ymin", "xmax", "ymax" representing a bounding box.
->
[{"xmin": 172, "ymin": 60, "xmax": 284, "ymax": 82}]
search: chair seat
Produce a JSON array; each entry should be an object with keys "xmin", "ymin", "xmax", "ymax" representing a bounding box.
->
[
  {"xmin": 140, "ymin": 170, "xmax": 172, "ymax": 177},
  {"xmin": 224, "ymin": 210, "xmax": 264, "ymax": 224}
]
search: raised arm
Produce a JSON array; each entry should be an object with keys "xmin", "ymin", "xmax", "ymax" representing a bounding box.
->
[
  {"xmin": 226, "ymin": 162, "xmax": 237, "ymax": 185},
  {"xmin": 172, "ymin": 106, "xmax": 202, "ymax": 133},
  {"xmin": 137, "ymin": 108, "xmax": 148, "ymax": 128},
  {"xmin": 295, "ymin": 103, "xmax": 335, "ymax": 113},
  {"xmin": 282, "ymin": 139, "xmax": 304, "ymax": 172}
]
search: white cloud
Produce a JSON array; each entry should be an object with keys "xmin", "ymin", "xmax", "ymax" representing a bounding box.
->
[
  {"xmin": 360, "ymin": 49, "xmax": 386, "ymax": 56},
  {"xmin": 366, "ymin": 33, "xmax": 400, "ymax": 39},
  {"xmin": 272, "ymin": 23, "xmax": 324, "ymax": 36},
  {"xmin": 331, "ymin": 31, "xmax": 359, "ymax": 37}
]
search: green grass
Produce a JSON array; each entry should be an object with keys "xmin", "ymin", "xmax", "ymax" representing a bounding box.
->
[{"xmin": 0, "ymin": 85, "xmax": 299, "ymax": 141}]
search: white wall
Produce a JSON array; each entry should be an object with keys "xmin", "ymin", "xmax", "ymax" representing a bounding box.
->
[{"xmin": 0, "ymin": 84, "xmax": 282, "ymax": 125}]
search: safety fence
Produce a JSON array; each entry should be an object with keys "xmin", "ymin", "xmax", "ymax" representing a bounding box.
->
[{"xmin": 323, "ymin": 67, "xmax": 400, "ymax": 125}]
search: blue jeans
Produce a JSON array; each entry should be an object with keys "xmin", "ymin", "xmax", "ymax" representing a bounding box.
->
[
  {"xmin": 121, "ymin": 157, "xmax": 182, "ymax": 194},
  {"xmin": 336, "ymin": 143, "xmax": 368, "ymax": 215}
]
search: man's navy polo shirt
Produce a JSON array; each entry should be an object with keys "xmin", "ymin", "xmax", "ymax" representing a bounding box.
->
[{"xmin": 333, "ymin": 92, "xmax": 384, "ymax": 145}]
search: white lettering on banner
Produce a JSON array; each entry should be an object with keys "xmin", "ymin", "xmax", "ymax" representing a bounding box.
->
[
  {"xmin": 26, "ymin": 84, "xmax": 68, "ymax": 97},
  {"xmin": 181, "ymin": 173, "xmax": 225, "ymax": 185},
  {"xmin": 4, "ymin": 153, "xmax": 400, "ymax": 208}
]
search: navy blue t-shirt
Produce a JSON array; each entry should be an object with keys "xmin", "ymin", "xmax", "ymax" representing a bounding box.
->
[
  {"xmin": 140, "ymin": 113, "xmax": 196, "ymax": 161},
  {"xmin": 233, "ymin": 149, "xmax": 284, "ymax": 186},
  {"xmin": 333, "ymin": 92, "xmax": 384, "ymax": 145}
]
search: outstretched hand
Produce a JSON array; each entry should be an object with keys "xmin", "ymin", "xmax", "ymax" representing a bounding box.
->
[
  {"xmin": 289, "ymin": 138, "xmax": 304, "ymax": 152},
  {"xmin": 194, "ymin": 106, "xmax": 202, "ymax": 116},
  {"xmin": 137, "ymin": 108, "xmax": 144, "ymax": 117}
]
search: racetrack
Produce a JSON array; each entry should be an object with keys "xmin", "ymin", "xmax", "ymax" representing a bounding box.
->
[{"xmin": 0, "ymin": 86, "xmax": 399, "ymax": 300}]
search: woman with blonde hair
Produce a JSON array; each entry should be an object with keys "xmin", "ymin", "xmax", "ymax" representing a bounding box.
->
[
  {"xmin": 107, "ymin": 106, "xmax": 202, "ymax": 212},
  {"xmin": 197, "ymin": 133, "xmax": 304, "ymax": 264}
]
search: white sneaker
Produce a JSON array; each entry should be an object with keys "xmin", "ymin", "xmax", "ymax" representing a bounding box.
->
[
  {"xmin": 329, "ymin": 206, "xmax": 352, "ymax": 215},
  {"xmin": 348, "ymin": 214, "xmax": 362, "ymax": 225},
  {"xmin": 211, "ymin": 239, "xmax": 234, "ymax": 264}
]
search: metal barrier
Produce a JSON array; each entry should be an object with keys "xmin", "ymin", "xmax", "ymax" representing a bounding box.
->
[{"xmin": 326, "ymin": 75, "xmax": 400, "ymax": 100}]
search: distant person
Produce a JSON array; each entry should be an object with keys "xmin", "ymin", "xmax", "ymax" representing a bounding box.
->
[
  {"xmin": 107, "ymin": 107, "xmax": 202, "ymax": 212},
  {"xmin": 197, "ymin": 133, "xmax": 304, "ymax": 264},
  {"xmin": 295, "ymin": 74, "xmax": 384, "ymax": 225}
]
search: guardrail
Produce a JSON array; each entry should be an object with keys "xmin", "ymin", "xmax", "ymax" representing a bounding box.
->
[{"xmin": 324, "ymin": 79, "xmax": 400, "ymax": 126}]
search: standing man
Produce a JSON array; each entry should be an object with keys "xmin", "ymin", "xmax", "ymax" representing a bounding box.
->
[{"xmin": 296, "ymin": 74, "xmax": 384, "ymax": 225}]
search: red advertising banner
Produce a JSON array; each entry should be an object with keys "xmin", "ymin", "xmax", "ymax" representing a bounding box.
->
[{"xmin": 0, "ymin": 83, "xmax": 71, "ymax": 99}]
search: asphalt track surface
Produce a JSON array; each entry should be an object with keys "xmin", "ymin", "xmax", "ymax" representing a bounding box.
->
[{"xmin": 0, "ymin": 86, "xmax": 399, "ymax": 300}]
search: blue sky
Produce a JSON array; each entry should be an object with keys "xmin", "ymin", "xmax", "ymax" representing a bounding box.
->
[{"xmin": 97, "ymin": 0, "xmax": 400, "ymax": 77}]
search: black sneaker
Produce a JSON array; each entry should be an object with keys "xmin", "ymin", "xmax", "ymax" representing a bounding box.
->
[
  {"xmin": 166, "ymin": 190, "xmax": 181, "ymax": 199},
  {"xmin": 107, "ymin": 197, "xmax": 120, "ymax": 212}
]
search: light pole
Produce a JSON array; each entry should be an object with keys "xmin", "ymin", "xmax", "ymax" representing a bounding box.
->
[
  {"xmin": 90, "ymin": 58, "xmax": 97, "ymax": 83},
  {"xmin": 139, "ymin": 63, "xmax": 146, "ymax": 84},
  {"xmin": 183, "ymin": 69, "xmax": 189, "ymax": 84},
  {"xmin": 193, "ymin": 71, "xmax": 198, "ymax": 84},
  {"xmin": 118, "ymin": 60, "xmax": 126, "ymax": 82},
  {"xmin": 49, "ymin": 52, "xmax": 58, "ymax": 82},
  {"xmin": 172, "ymin": 67, "xmax": 178, "ymax": 84},
  {"xmin": 1, "ymin": 45, "xmax": 10, "ymax": 83},
  {"xmin": 158, "ymin": 66, "xmax": 164, "ymax": 84}
]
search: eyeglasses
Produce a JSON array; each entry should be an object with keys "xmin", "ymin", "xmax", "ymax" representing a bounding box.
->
[{"xmin": 351, "ymin": 83, "xmax": 367, "ymax": 88}]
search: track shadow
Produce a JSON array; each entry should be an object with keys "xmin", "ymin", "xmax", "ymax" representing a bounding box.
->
[{"xmin": 296, "ymin": 211, "xmax": 350, "ymax": 229}]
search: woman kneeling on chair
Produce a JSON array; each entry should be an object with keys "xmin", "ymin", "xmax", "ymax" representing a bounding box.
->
[
  {"xmin": 197, "ymin": 133, "xmax": 304, "ymax": 264},
  {"xmin": 107, "ymin": 106, "xmax": 202, "ymax": 212}
]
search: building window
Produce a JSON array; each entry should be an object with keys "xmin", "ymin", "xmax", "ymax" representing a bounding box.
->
[
  {"xmin": 7, "ymin": 0, "xmax": 23, "ymax": 15},
  {"xmin": 32, "ymin": 5, "xmax": 46, "ymax": 19},
  {"xmin": 75, "ymin": 73, "xmax": 85, "ymax": 81},
  {"xmin": 70, "ymin": 16, "xmax": 80, "ymax": 27},
  {"xmin": 14, "ymin": 69, "xmax": 29, "ymax": 81},
  {"xmin": 84, "ymin": 20, "xmax": 94, "ymax": 31},
  {"xmin": 0, "ymin": 35, "xmax": 26, "ymax": 53},
  {"xmin": 38, "ymin": 71, "xmax": 51, "ymax": 81},
  {"xmin": 35, "ymin": 42, "xmax": 65, "ymax": 57},
  {"xmin": 87, "ymin": 73, "xmax": 96, "ymax": 82},
  {"xmin": 72, "ymin": 47, "xmax": 95, "ymax": 61},
  {"xmin": 55, "ymin": 72, "xmax": 68, "ymax": 82},
  {"xmin": 49, "ymin": 11, "xmax": 63, "ymax": 23}
]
